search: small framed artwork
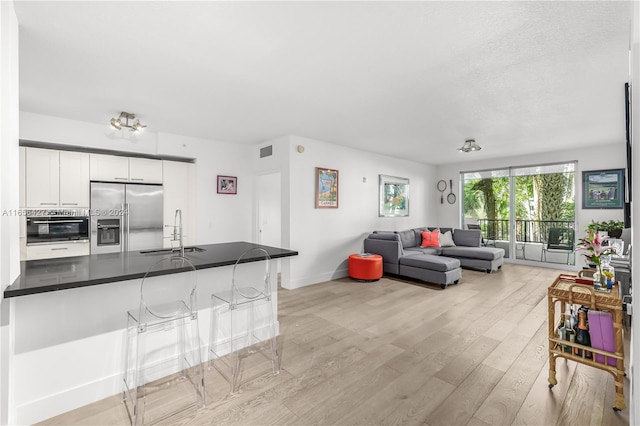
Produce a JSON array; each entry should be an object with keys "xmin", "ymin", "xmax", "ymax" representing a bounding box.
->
[
  {"xmin": 379, "ymin": 174, "xmax": 409, "ymax": 217},
  {"xmin": 582, "ymin": 169, "xmax": 624, "ymax": 209},
  {"xmin": 217, "ymin": 175, "xmax": 237, "ymax": 194},
  {"xmin": 315, "ymin": 167, "xmax": 338, "ymax": 208}
]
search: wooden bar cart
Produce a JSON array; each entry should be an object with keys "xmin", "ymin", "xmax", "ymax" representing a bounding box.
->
[{"xmin": 547, "ymin": 273, "xmax": 626, "ymax": 411}]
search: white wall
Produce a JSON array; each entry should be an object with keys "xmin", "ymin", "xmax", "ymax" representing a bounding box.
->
[
  {"xmin": 0, "ymin": 1, "xmax": 20, "ymax": 425},
  {"xmin": 20, "ymin": 111, "xmax": 158, "ymax": 155},
  {"xmin": 286, "ymin": 135, "xmax": 436, "ymax": 288},
  {"xmin": 157, "ymin": 132, "xmax": 253, "ymax": 244}
]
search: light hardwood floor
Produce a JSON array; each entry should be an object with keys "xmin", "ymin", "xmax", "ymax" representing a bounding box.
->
[{"xmin": 38, "ymin": 264, "xmax": 631, "ymax": 425}]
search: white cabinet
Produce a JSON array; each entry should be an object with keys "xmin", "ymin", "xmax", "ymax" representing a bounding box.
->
[
  {"xmin": 90, "ymin": 154, "xmax": 129, "ymax": 182},
  {"xmin": 25, "ymin": 241, "xmax": 90, "ymax": 260},
  {"xmin": 25, "ymin": 148, "xmax": 90, "ymax": 208},
  {"xmin": 162, "ymin": 160, "xmax": 196, "ymax": 248},
  {"xmin": 60, "ymin": 151, "xmax": 90, "ymax": 207},
  {"xmin": 25, "ymin": 147, "xmax": 60, "ymax": 208},
  {"xmin": 129, "ymin": 157, "xmax": 163, "ymax": 183},
  {"xmin": 90, "ymin": 154, "xmax": 162, "ymax": 183}
]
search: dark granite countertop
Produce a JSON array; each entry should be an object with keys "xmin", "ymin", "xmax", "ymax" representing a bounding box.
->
[{"xmin": 4, "ymin": 242, "xmax": 298, "ymax": 298}]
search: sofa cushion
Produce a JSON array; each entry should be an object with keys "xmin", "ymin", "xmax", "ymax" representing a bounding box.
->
[
  {"xmin": 420, "ymin": 230, "xmax": 440, "ymax": 247},
  {"xmin": 396, "ymin": 229, "xmax": 418, "ymax": 249},
  {"xmin": 400, "ymin": 254, "xmax": 461, "ymax": 272},
  {"xmin": 405, "ymin": 247, "xmax": 443, "ymax": 255},
  {"xmin": 439, "ymin": 230, "xmax": 456, "ymax": 247},
  {"xmin": 453, "ymin": 229, "xmax": 481, "ymax": 247},
  {"xmin": 368, "ymin": 232, "xmax": 400, "ymax": 241},
  {"xmin": 441, "ymin": 246, "xmax": 505, "ymax": 261}
]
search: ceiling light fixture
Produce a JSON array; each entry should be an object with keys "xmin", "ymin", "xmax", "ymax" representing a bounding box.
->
[
  {"xmin": 459, "ymin": 139, "xmax": 482, "ymax": 153},
  {"xmin": 109, "ymin": 112, "xmax": 146, "ymax": 133}
]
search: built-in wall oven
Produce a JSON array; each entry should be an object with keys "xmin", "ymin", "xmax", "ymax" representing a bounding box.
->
[{"xmin": 26, "ymin": 211, "xmax": 90, "ymax": 245}]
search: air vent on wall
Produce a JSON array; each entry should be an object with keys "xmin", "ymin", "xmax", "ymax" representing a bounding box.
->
[{"xmin": 260, "ymin": 145, "xmax": 273, "ymax": 158}]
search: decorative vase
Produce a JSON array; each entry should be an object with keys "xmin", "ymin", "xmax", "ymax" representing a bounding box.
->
[
  {"xmin": 601, "ymin": 260, "xmax": 615, "ymax": 290},
  {"xmin": 592, "ymin": 269, "xmax": 603, "ymax": 290}
]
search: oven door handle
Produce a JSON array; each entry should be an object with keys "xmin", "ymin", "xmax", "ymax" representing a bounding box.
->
[{"xmin": 32, "ymin": 220, "xmax": 85, "ymax": 224}]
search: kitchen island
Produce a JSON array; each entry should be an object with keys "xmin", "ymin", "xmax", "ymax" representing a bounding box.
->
[
  {"xmin": 4, "ymin": 241, "xmax": 298, "ymax": 298},
  {"xmin": 4, "ymin": 242, "xmax": 297, "ymax": 425}
]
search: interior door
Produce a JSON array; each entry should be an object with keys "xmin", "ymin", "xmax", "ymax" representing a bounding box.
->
[{"xmin": 257, "ymin": 172, "xmax": 281, "ymax": 248}]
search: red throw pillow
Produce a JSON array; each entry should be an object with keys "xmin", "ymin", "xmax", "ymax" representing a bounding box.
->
[{"xmin": 420, "ymin": 230, "xmax": 440, "ymax": 248}]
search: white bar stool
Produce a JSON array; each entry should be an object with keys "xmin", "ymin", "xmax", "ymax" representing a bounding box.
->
[
  {"xmin": 209, "ymin": 247, "xmax": 280, "ymax": 395},
  {"xmin": 122, "ymin": 256, "xmax": 205, "ymax": 425}
]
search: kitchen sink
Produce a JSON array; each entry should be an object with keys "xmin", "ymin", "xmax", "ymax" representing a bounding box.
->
[{"xmin": 139, "ymin": 246, "xmax": 206, "ymax": 255}]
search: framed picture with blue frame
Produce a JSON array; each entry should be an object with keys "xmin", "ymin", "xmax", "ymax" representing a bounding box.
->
[{"xmin": 582, "ymin": 168, "xmax": 624, "ymax": 209}]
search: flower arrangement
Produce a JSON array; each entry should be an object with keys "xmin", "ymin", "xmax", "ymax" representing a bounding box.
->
[
  {"xmin": 576, "ymin": 230, "xmax": 618, "ymax": 265},
  {"xmin": 575, "ymin": 230, "xmax": 618, "ymax": 286}
]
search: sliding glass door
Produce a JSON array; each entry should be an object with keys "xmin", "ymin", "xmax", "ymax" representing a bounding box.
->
[{"xmin": 462, "ymin": 162, "xmax": 576, "ymax": 265}]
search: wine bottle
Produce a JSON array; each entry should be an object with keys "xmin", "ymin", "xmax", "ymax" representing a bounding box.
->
[{"xmin": 576, "ymin": 310, "xmax": 592, "ymax": 359}]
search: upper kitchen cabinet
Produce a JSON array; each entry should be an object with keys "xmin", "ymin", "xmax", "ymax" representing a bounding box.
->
[
  {"xmin": 129, "ymin": 157, "xmax": 163, "ymax": 183},
  {"xmin": 59, "ymin": 151, "xmax": 90, "ymax": 207},
  {"xmin": 24, "ymin": 148, "xmax": 90, "ymax": 208},
  {"xmin": 90, "ymin": 154, "xmax": 129, "ymax": 182},
  {"xmin": 25, "ymin": 147, "xmax": 59, "ymax": 207},
  {"xmin": 90, "ymin": 154, "xmax": 163, "ymax": 183}
]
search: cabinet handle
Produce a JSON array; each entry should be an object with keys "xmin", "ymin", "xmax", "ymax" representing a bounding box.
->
[
  {"xmin": 131, "ymin": 178, "xmax": 144, "ymax": 181},
  {"xmin": 40, "ymin": 203, "xmax": 57, "ymax": 206},
  {"xmin": 33, "ymin": 220, "xmax": 84, "ymax": 224},
  {"xmin": 115, "ymin": 177, "xmax": 128, "ymax": 181},
  {"xmin": 61, "ymin": 203, "xmax": 78, "ymax": 206},
  {"xmin": 51, "ymin": 247, "xmax": 68, "ymax": 251}
]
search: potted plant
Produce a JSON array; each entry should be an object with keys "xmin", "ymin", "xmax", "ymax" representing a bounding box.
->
[
  {"xmin": 576, "ymin": 230, "xmax": 619, "ymax": 289},
  {"xmin": 585, "ymin": 220, "xmax": 624, "ymax": 238}
]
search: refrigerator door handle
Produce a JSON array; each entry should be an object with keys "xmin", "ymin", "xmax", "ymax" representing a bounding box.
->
[{"xmin": 123, "ymin": 203, "xmax": 129, "ymax": 252}]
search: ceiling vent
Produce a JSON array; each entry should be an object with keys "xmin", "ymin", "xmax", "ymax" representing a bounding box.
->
[{"xmin": 260, "ymin": 145, "xmax": 273, "ymax": 158}]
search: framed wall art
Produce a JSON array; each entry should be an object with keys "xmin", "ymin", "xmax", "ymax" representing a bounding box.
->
[
  {"xmin": 315, "ymin": 167, "xmax": 339, "ymax": 208},
  {"xmin": 217, "ymin": 175, "xmax": 237, "ymax": 194},
  {"xmin": 379, "ymin": 174, "xmax": 409, "ymax": 217},
  {"xmin": 582, "ymin": 169, "xmax": 624, "ymax": 209}
]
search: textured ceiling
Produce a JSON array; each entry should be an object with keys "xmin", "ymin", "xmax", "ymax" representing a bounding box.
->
[{"xmin": 14, "ymin": 1, "xmax": 632, "ymax": 165}]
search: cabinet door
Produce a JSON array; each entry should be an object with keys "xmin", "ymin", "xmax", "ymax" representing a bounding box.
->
[
  {"xmin": 60, "ymin": 151, "xmax": 90, "ymax": 207},
  {"xmin": 129, "ymin": 158, "xmax": 163, "ymax": 183},
  {"xmin": 162, "ymin": 161, "xmax": 195, "ymax": 247},
  {"xmin": 25, "ymin": 147, "xmax": 60, "ymax": 208},
  {"xmin": 25, "ymin": 241, "xmax": 90, "ymax": 260},
  {"xmin": 90, "ymin": 154, "xmax": 129, "ymax": 182}
]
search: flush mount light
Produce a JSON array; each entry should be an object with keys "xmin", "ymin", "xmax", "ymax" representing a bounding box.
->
[
  {"xmin": 109, "ymin": 112, "xmax": 146, "ymax": 133},
  {"xmin": 459, "ymin": 139, "xmax": 482, "ymax": 152}
]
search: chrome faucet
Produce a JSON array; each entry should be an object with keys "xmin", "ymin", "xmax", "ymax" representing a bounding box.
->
[{"xmin": 172, "ymin": 208, "xmax": 184, "ymax": 257}]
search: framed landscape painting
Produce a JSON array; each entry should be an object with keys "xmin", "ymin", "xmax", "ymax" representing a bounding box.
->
[
  {"xmin": 315, "ymin": 167, "xmax": 338, "ymax": 208},
  {"xmin": 582, "ymin": 169, "xmax": 624, "ymax": 209},
  {"xmin": 379, "ymin": 175, "xmax": 409, "ymax": 217}
]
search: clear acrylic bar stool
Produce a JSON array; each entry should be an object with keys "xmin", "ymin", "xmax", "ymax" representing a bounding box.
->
[
  {"xmin": 209, "ymin": 247, "xmax": 280, "ymax": 395},
  {"xmin": 122, "ymin": 256, "xmax": 205, "ymax": 425}
]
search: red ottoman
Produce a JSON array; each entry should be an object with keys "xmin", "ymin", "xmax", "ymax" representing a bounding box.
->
[{"xmin": 348, "ymin": 253, "xmax": 383, "ymax": 281}]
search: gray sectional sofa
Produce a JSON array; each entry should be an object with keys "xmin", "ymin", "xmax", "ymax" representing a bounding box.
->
[{"xmin": 363, "ymin": 227, "xmax": 505, "ymax": 289}]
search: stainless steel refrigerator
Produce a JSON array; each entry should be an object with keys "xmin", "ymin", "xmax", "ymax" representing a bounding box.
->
[{"xmin": 90, "ymin": 182, "xmax": 164, "ymax": 254}]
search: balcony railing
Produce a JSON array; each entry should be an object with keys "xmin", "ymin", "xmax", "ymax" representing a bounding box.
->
[{"xmin": 470, "ymin": 219, "xmax": 575, "ymax": 244}]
